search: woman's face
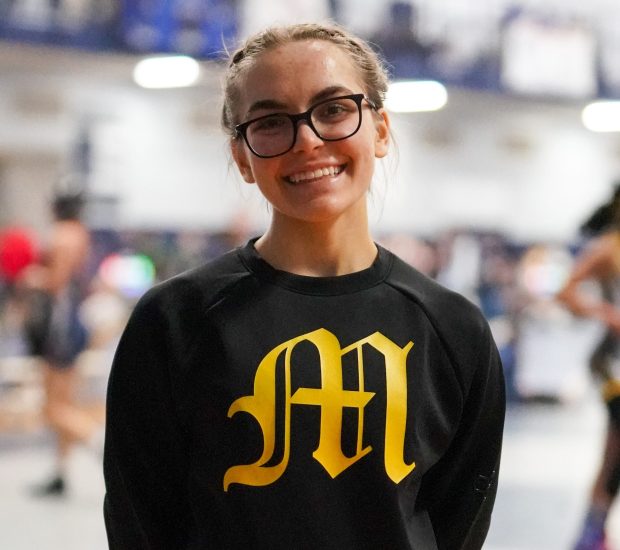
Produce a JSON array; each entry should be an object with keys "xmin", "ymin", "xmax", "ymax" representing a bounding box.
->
[{"xmin": 231, "ymin": 39, "xmax": 390, "ymax": 226}]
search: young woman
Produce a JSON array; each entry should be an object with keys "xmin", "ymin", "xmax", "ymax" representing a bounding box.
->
[
  {"xmin": 558, "ymin": 199, "xmax": 620, "ymax": 550},
  {"xmin": 103, "ymin": 23, "xmax": 505, "ymax": 550}
]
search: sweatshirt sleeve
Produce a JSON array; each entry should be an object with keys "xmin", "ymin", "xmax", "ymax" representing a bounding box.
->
[
  {"xmin": 420, "ymin": 320, "xmax": 505, "ymax": 550},
  {"xmin": 103, "ymin": 293, "xmax": 192, "ymax": 549}
]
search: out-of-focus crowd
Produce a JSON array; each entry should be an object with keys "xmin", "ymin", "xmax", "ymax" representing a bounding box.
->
[{"xmin": 0, "ymin": 220, "xmax": 597, "ymax": 430}]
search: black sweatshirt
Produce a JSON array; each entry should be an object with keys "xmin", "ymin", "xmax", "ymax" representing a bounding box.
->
[{"xmin": 104, "ymin": 239, "xmax": 505, "ymax": 550}]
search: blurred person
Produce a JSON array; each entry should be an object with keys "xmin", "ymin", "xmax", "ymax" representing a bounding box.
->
[
  {"xmin": 204, "ymin": 209, "xmax": 254, "ymax": 261},
  {"xmin": 582, "ymin": 185, "xmax": 620, "ymax": 388},
  {"xmin": 378, "ymin": 232, "xmax": 439, "ymax": 278},
  {"xmin": 370, "ymin": 1, "xmax": 438, "ymax": 79},
  {"xmin": 104, "ymin": 22, "xmax": 505, "ymax": 550},
  {"xmin": 580, "ymin": 182, "xmax": 620, "ymax": 239},
  {"xmin": 477, "ymin": 235, "xmax": 520, "ymax": 402},
  {"xmin": 558, "ymin": 187, "xmax": 620, "ymax": 550},
  {"xmin": 435, "ymin": 230, "xmax": 482, "ymax": 306},
  {"xmin": 517, "ymin": 243, "xmax": 583, "ymax": 402},
  {"xmin": 79, "ymin": 276, "xmax": 129, "ymax": 352},
  {"xmin": 23, "ymin": 191, "xmax": 102, "ymax": 496}
]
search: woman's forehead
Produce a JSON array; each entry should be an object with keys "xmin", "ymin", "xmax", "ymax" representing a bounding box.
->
[{"xmin": 237, "ymin": 40, "xmax": 363, "ymax": 108}]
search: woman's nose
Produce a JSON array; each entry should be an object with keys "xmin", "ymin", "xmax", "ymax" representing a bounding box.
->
[{"xmin": 291, "ymin": 121, "xmax": 324, "ymax": 153}]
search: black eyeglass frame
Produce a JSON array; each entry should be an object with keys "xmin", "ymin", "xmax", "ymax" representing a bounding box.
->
[{"xmin": 234, "ymin": 93, "xmax": 378, "ymax": 159}]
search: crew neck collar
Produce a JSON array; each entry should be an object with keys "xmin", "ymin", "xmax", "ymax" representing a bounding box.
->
[{"xmin": 238, "ymin": 237, "xmax": 393, "ymax": 296}]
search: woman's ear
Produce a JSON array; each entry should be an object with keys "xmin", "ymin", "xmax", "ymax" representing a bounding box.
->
[
  {"xmin": 231, "ymin": 139, "xmax": 256, "ymax": 183},
  {"xmin": 374, "ymin": 109, "xmax": 390, "ymax": 159}
]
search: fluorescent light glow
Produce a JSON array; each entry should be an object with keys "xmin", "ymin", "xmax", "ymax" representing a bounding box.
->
[
  {"xmin": 582, "ymin": 101, "xmax": 620, "ymax": 132},
  {"xmin": 133, "ymin": 55, "xmax": 201, "ymax": 89},
  {"xmin": 385, "ymin": 80, "xmax": 448, "ymax": 113}
]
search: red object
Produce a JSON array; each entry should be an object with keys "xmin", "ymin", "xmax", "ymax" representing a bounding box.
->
[{"xmin": 0, "ymin": 227, "xmax": 38, "ymax": 282}]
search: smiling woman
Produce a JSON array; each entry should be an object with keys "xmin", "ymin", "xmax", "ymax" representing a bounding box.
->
[
  {"xmin": 103, "ymin": 22, "xmax": 505, "ymax": 550},
  {"xmin": 226, "ymin": 37, "xmax": 390, "ymax": 239}
]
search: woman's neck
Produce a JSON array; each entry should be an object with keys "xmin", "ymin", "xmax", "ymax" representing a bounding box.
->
[{"xmin": 254, "ymin": 215, "xmax": 376, "ymax": 277}]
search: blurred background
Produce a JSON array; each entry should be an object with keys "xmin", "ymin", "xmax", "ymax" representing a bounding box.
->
[{"xmin": 1, "ymin": 0, "xmax": 620, "ymax": 549}]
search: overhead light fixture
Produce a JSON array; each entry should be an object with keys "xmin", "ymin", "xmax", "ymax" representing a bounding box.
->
[
  {"xmin": 385, "ymin": 80, "xmax": 448, "ymax": 113},
  {"xmin": 133, "ymin": 55, "xmax": 201, "ymax": 89},
  {"xmin": 582, "ymin": 101, "xmax": 620, "ymax": 132}
]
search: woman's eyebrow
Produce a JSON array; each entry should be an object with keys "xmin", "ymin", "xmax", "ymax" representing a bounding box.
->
[
  {"xmin": 246, "ymin": 99, "xmax": 288, "ymax": 116},
  {"xmin": 309, "ymin": 86, "xmax": 354, "ymax": 104},
  {"xmin": 246, "ymin": 86, "xmax": 355, "ymax": 117}
]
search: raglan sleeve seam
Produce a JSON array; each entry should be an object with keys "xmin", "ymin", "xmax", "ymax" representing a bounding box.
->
[{"xmin": 384, "ymin": 280, "xmax": 473, "ymax": 396}]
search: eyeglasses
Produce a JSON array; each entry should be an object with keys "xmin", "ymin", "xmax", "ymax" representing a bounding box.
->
[{"xmin": 234, "ymin": 93, "xmax": 378, "ymax": 159}]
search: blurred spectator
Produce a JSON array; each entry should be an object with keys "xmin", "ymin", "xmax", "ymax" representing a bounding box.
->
[
  {"xmin": 379, "ymin": 232, "xmax": 438, "ymax": 277},
  {"xmin": 477, "ymin": 235, "xmax": 521, "ymax": 402},
  {"xmin": 580, "ymin": 181, "xmax": 620, "ymax": 238},
  {"xmin": 21, "ymin": 191, "xmax": 102, "ymax": 497},
  {"xmin": 515, "ymin": 243, "xmax": 581, "ymax": 402},
  {"xmin": 370, "ymin": 1, "xmax": 439, "ymax": 79},
  {"xmin": 435, "ymin": 229, "xmax": 482, "ymax": 306},
  {"xmin": 557, "ymin": 186, "xmax": 620, "ymax": 550}
]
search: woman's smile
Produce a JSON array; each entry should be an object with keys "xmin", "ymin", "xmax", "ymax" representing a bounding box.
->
[{"xmin": 284, "ymin": 164, "xmax": 345, "ymax": 184}]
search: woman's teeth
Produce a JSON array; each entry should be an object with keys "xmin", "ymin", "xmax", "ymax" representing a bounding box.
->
[{"xmin": 288, "ymin": 165, "xmax": 342, "ymax": 183}]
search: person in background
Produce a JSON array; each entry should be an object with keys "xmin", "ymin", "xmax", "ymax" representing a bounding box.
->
[
  {"xmin": 24, "ymin": 192, "xmax": 101, "ymax": 496},
  {"xmin": 558, "ymin": 186, "xmax": 620, "ymax": 550},
  {"xmin": 104, "ymin": 22, "xmax": 505, "ymax": 549}
]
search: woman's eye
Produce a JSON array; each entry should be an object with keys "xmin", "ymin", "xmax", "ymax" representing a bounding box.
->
[
  {"xmin": 327, "ymin": 104, "xmax": 345, "ymax": 114},
  {"xmin": 315, "ymin": 100, "xmax": 355, "ymax": 121},
  {"xmin": 252, "ymin": 116, "xmax": 288, "ymax": 133},
  {"xmin": 322, "ymin": 103, "xmax": 345, "ymax": 116}
]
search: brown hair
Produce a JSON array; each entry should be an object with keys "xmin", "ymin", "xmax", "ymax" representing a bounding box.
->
[{"xmin": 221, "ymin": 22, "xmax": 389, "ymax": 136}]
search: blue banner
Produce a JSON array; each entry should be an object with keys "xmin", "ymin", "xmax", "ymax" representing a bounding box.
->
[
  {"xmin": 0, "ymin": 0, "xmax": 238, "ymax": 59},
  {"xmin": 120, "ymin": 0, "xmax": 238, "ymax": 58}
]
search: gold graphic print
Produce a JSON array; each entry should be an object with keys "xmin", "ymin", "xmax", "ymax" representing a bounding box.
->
[{"xmin": 223, "ymin": 328, "xmax": 415, "ymax": 490}]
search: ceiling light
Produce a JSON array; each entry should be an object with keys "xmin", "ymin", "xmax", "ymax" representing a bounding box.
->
[
  {"xmin": 385, "ymin": 80, "xmax": 448, "ymax": 113},
  {"xmin": 133, "ymin": 55, "xmax": 201, "ymax": 89},
  {"xmin": 582, "ymin": 101, "xmax": 620, "ymax": 132}
]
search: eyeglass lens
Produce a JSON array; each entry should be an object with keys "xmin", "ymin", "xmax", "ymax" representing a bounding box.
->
[{"xmin": 245, "ymin": 97, "xmax": 362, "ymax": 157}]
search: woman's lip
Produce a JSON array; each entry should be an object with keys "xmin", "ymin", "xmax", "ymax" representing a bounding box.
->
[{"xmin": 285, "ymin": 164, "xmax": 346, "ymax": 184}]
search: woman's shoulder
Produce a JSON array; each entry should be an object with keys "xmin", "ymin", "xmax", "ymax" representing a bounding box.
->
[
  {"xmin": 384, "ymin": 250, "xmax": 492, "ymax": 382},
  {"xmin": 385, "ymin": 251, "xmax": 486, "ymax": 330},
  {"xmin": 134, "ymin": 247, "xmax": 253, "ymax": 318}
]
